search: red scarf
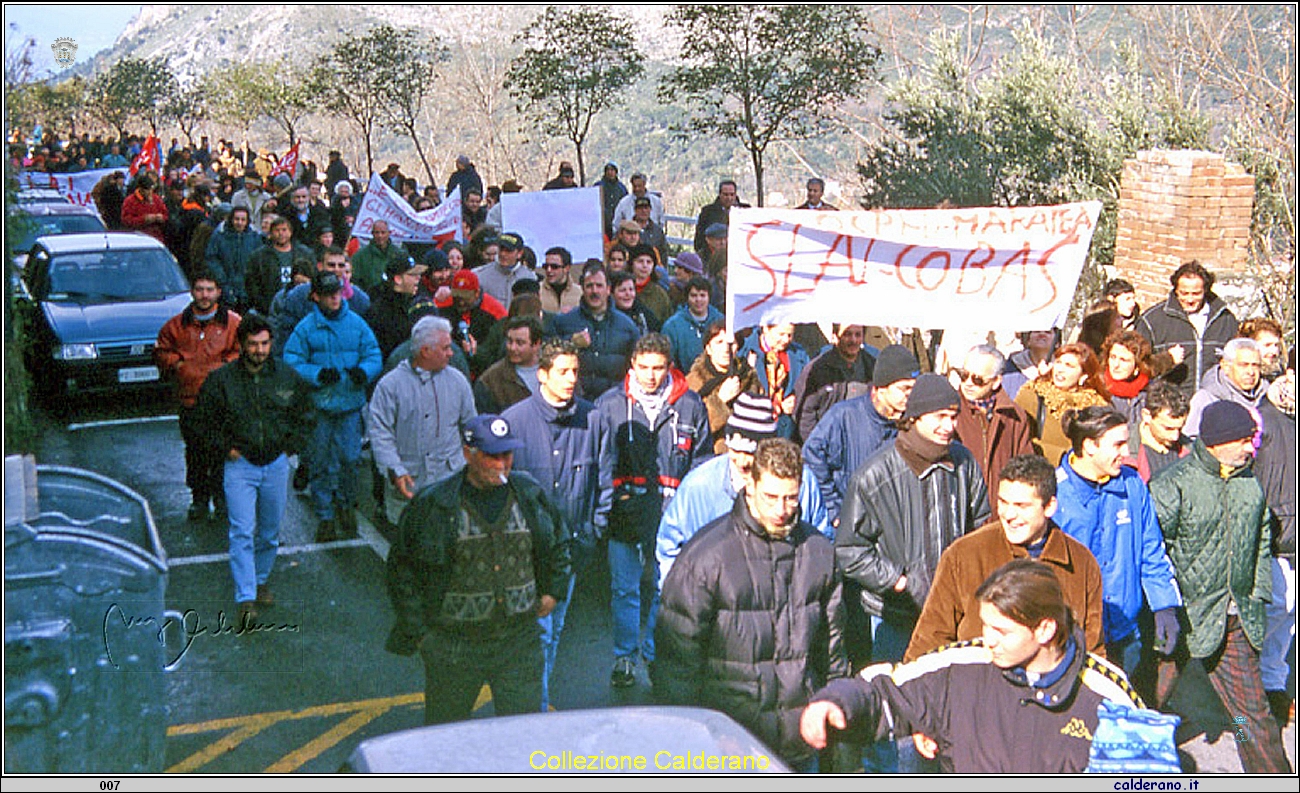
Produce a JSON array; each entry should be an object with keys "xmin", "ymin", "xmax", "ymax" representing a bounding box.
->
[{"xmin": 1105, "ymin": 369, "xmax": 1149, "ymax": 399}]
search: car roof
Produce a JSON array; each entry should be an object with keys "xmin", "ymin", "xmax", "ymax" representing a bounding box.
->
[
  {"xmin": 34, "ymin": 232, "xmax": 169, "ymax": 255},
  {"xmin": 10, "ymin": 202, "xmax": 102, "ymax": 219},
  {"xmin": 15, "ymin": 187, "xmax": 71, "ymax": 204}
]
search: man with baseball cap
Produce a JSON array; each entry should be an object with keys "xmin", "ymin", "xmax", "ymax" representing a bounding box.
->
[
  {"xmin": 657, "ymin": 393, "xmax": 830, "ymax": 588},
  {"xmin": 367, "ymin": 256, "xmax": 428, "ymax": 362},
  {"xmin": 386, "ymin": 413, "xmax": 573, "ymax": 725},
  {"xmin": 1150, "ymin": 400, "xmax": 1291, "ymax": 772},
  {"xmin": 283, "ymin": 270, "xmax": 382, "ymax": 542},
  {"xmin": 803, "ymin": 344, "xmax": 921, "ymax": 523},
  {"xmin": 442, "ymin": 269, "xmax": 506, "ymax": 375},
  {"xmin": 474, "ymin": 230, "xmax": 536, "ymax": 308}
]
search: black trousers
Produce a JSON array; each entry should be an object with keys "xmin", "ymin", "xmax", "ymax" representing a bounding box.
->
[
  {"xmin": 419, "ymin": 623, "xmax": 543, "ymax": 725},
  {"xmin": 179, "ymin": 405, "xmax": 225, "ymax": 504}
]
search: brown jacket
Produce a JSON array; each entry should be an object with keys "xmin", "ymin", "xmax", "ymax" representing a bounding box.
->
[
  {"xmin": 472, "ymin": 358, "xmax": 532, "ymax": 415},
  {"xmin": 686, "ymin": 353, "xmax": 760, "ymax": 454},
  {"xmin": 1014, "ymin": 378, "xmax": 1110, "ymax": 466},
  {"xmin": 954, "ymin": 390, "xmax": 1035, "ymax": 496},
  {"xmin": 904, "ymin": 520, "xmax": 1105, "ymax": 662},
  {"xmin": 154, "ymin": 305, "xmax": 242, "ymax": 407},
  {"xmin": 539, "ymin": 276, "xmax": 582, "ymax": 315}
]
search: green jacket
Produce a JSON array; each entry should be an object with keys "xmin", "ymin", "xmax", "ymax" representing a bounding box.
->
[
  {"xmin": 350, "ymin": 240, "xmax": 411, "ymax": 292},
  {"xmin": 1149, "ymin": 440, "xmax": 1272, "ymax": 658}
]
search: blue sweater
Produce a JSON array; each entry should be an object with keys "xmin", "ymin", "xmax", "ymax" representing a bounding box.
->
[{"xmin": 656, "ymin": 454, "xmax": 830, "ymax": 588}]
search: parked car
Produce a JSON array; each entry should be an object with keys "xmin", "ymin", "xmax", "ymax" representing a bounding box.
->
[
  {"xmin": 8, "ymin": 202, "xmax": 107, "ymax": 273},
  {"xmin": 16, "ymin": 232, "xmax": 191, "ymax": 403},
  {"xmin": 15, "ymin": 186, "xmax": 71, "ymax": 205}
]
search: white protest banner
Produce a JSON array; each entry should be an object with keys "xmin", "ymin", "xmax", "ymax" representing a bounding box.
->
[
  {"xmin": 501, "ymin": 187, "xmax": 603, "ymax": 263},
  {"xmin": 19, "ymin": 168, "xmax": 117, "ymax": 214},
  {"xmin": 726, "ymin": 201, "xmax": 1103, "ymax": 333},
  {"xmin": 352, "ymin": 173, "xmax": 461, "ymax": 244}
]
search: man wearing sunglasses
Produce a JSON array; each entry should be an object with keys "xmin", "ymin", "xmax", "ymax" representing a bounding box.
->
[{"xmin": 950, "ymin": 344, "xmax": 1035, "ymax": 497}]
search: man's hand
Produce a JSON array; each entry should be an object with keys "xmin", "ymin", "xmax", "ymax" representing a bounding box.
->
[
  {"xmin": 536, "ymin": 595, "xmax": 557, "ymax": 618},
  {"xmin": 913, "ymin": 733, "xmax": 938, "ymax": 759},
  {"xmin": 779, "ymin": 392, "xmax": 796, "ymax": 416},
  {"xmin": 461, "ymin": 334, "xmax": 478, "ymax": 356},
  {"xmin": 392, "ymin": 474, "xmax": 415, "ymax": 500},
  {"xmin": 346, "ymin": 366, "xmax": 368, "ymax": 387},
  {"xmin": 1152, "ymin": 608, "xmax": 1181, "ymax": 655},
  {"xmin": 893, "ymin": 575, "xmax": 908, "ymax": 593},
  {"xmin": 800, "ymin": 701, "xmax": 847, "ymax": 750},
  {"xmin": 1168, "ymin": 344, "xmax": 1186, "ymax": 365},
  {"xmin": 318, "ymin": 367, "xmax": 341, "ymax": 385}
]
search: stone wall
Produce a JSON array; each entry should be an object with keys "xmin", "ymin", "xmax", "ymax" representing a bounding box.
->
[{"xmin": 1112, "ymin": 150, "xmax": 1255, "ymax": 310}]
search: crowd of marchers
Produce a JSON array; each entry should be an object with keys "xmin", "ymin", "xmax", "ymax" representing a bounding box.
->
[{"xmin": 16, "ymin": 126, "xmax": 1293, "ymax": 774}]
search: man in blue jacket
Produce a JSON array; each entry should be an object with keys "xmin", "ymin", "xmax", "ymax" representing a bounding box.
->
[
  {"xmin": 551, "ymin": 265, "xmax": 640, "ymax": 399},
  {"xmin": 657, "ymin": 393, "xmax": 830, "ymax": 588},
  {"xmin": 503, "ymin": 339, "xmax": 609, "ymax": 711},
  {"xmin": 284, "ymin": 271, "xmax": 383, "ymax": 542},
  {"xmin": 802, "ymin": 345, "xmax": 919, "ymax": 523},
  {"xmin": 1053, "ymin": 406, "xmax": 1182, "ymax": 683}
]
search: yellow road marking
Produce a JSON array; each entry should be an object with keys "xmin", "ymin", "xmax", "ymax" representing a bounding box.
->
[
  {"xmin": 167, "ymin": 715, "xmax": 279, "ymax": 774},
  {"xmin": 166, "ymin": 688, "xmax": 496, "ymax": 773},
  {"xmin": 264, "ymin": 706, "xmax": 390, "ymax": 773}
]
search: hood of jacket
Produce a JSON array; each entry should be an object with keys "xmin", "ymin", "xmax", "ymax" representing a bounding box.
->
[{"xmin": 1197, "ymin": 364, "xmax": 1266, "ymax": 404}]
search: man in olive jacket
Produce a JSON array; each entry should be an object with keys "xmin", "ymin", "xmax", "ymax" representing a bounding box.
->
[
  {"xmin": 385, "ymin": 414, "xmax": 573, "ymax": 725},
  {"xmin": 1149, "ymin": 400, "xmax": 1290, "ymax": 773}
]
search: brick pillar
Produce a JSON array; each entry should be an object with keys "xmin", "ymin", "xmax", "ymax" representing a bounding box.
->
[{"xmin": 1112, "ymin": 150, "xmax": 1255, "ymax": 311}]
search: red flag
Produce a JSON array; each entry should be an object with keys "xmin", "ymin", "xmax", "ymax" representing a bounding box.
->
[
  {"xmin": 129, "ymin": 135, "xmax": 161, "ymax": 176},
  {"xmin": 269, "ymin": 143, "xmax": 300, "ymax": 180}
]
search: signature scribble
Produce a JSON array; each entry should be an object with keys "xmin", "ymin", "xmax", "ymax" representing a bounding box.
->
[{"xmin": 102, "ymin": 603, "xmax": 300, "ymax": 671}]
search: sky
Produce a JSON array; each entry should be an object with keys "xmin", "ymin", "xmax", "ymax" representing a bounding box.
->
[{"xmin": 4, "ymin": 4, "xmax": 142, "ymax": 72}]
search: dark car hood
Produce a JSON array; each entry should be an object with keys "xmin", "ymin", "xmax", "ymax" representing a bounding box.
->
[{"xmin": 43, "ymin": 293, "xmax": 191, "ymax": 344}]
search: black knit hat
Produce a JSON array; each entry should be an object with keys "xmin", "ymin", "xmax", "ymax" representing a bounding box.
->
[
  {"xmin": 1199, "ymin": 401, "xmax": 1257, "ymax": 447},
  {"xmin": 873, "ymin": 344, "xmax": 921, "ymax": 387},
  {"xmin": 902, "ymin": 373, "xmax": 960, "ymax": 421}
]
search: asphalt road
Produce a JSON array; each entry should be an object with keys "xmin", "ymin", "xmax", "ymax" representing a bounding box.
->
[{"xmin": 20, "ymin": 389, "xmax": 1297, "ymax": 774}]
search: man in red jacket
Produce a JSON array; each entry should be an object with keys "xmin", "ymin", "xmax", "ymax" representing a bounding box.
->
[
  {"xmin": 155, "ymin": 271, "xmax": 242, "ymax": 521},
  {"xmin": 121, "ymin": 172, "xmax": 169, "ymax": 243}
]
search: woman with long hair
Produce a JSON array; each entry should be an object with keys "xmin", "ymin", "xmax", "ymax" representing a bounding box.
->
[
  {"xmin": 1015, "ymin": 342, "xmax": 1111, "ymax": 464},
  {"xmin": 686, "ymin": 322, "xmax": 759, "ymax": 453},
  {"xmin": 1101, "ymin": 330, "xmax": 1155, "ymax": 424}
]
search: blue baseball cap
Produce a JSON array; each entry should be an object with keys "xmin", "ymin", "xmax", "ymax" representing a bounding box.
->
[{"xmin": 462, "ymin": 415, "xmax": 524, "ymax": 454}]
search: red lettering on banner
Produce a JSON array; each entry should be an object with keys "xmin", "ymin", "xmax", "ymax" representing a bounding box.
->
[
  {"xmin": 780, "ymin": 224, "xmax": 818, "ymax": 297},
  {"xmin": 891, "ymin": 246, "xmax": 919, "ymax": 290},
  {"xmin": 740, "ymin": 221, "xmax": 783, "ymax": 312},
  {"xmin": 987, "ymin": 244, "xmax": 1032, "ymax": 302},
  {"xmin": 914, "ymin": 249, "xmax": 952, "ymax": 291},
  {"xmin": 956, "ymin": 245, "xmax": 996, "ymax": 294}
]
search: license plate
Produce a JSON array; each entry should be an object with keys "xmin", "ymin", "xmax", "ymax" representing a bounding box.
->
[{"xmin": 118, "ymin": 366, "xmax": 159, "ymax": 383}]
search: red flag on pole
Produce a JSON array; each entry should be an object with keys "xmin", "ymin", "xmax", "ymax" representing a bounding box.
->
[
  {"xmin": 269, "ymin": 143, "xmax": 300, "ymax": 180},
  {"xmin": 129, "ymin": 135, "xmax": 162, "ymax": 176}
]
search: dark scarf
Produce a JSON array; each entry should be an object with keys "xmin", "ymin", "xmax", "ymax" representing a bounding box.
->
[{"xmin": 894, "ymin": 427, "xmax": 953, "ymax": 477}]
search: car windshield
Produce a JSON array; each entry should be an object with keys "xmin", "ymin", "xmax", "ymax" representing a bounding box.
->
[
  {"xmin": 46, "ymin": 248, "xmax": 188, "ymax": 302},
  {"xmin": 12, "ymin": 214, "xmax": 107, "ymax": 252}
]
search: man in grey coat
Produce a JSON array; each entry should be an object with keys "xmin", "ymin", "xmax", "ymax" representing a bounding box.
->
[{"xmin": 369, "ymin": 316, "xmax": 477, "ymax": 525}]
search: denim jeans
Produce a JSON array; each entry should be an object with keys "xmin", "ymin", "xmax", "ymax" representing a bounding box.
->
[
  {"xmin": 1262, "ymin": 556, "xmax": 1296, "ymax": 691},
  {"xmin": 224, "ymin": 454, "xmax": 290, "ymax": 604},
  {"xmin": 609, "ymin": 537, "xmax": 659, "ymax": 662},
  {"xmin": 1107, "ymin": 633, "xmax": 1143, "ymax": 681},
  {"xmin": 861, "ymin": 616, "xmax": 913, "ymax": 774},
  {"xmin": 309, "ymin": 410, "xmax": 363, "ymax": 520},
  {"xmin": 539, "ymin": 574, "xmax": 577, "ymax": 711}
]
